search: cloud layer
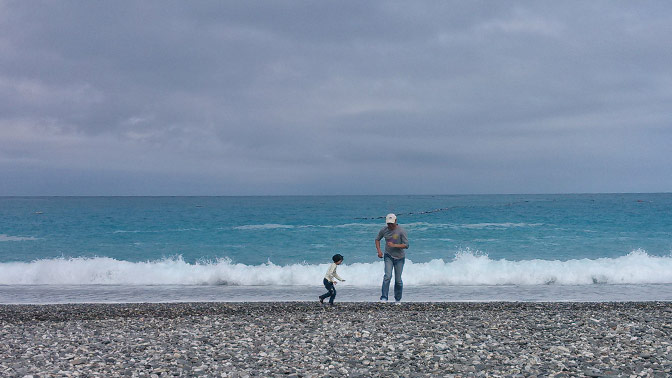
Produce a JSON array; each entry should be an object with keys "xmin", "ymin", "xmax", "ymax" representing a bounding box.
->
[{"xmin": 1, "ymin": 1, "xmax": 671, "ymax": 195}]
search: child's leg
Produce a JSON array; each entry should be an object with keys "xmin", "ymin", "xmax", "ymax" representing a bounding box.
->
[
  {"xmin": 320, "ymin": 278, "xmax": 333, "ymax": 302},
  {"xmin": 328, "ymin": 284, "xmax": 336, "ymax": 304}
]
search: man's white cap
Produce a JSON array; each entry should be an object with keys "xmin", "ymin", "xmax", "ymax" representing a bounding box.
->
[{"xmin": 385, "ymin": 213, "xmax": 397, "ymax": 224}]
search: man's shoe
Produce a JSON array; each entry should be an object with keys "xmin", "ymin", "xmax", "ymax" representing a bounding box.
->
[
  {"xmin": 319, "ymin": 297, "xmax": 324, "ymax": 304},
  {"xmin": 394, "ymin": 301, "xmax": 401, "ymax": 305}
]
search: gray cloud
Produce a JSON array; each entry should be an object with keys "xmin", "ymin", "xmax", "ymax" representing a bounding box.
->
[{"xmin": 1, "ymin": 1, "xmax": 671, "ymax": 195}]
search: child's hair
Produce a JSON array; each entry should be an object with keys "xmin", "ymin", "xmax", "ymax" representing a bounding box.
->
[{"xmin": 332, "ymin": 254, "xmax": 343, "ymax": 263}]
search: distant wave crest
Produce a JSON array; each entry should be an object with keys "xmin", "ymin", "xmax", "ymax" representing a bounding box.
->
[
  {"xmin": 0, "ymin": 234, "xmax": 38, "ymax": 242},
  {"xmin": 232, "ymin": 222, "xmax": 542, "ymax": 231},
  {"xmin": 233, "ymin": 224, "xmax": 298, "ymax": 230},
  {"xmin": 232, "ymin": 223, "xmax": 379, "ymax": 230},
  {"xmin": 1, "ymin": 249, "xmax": 671, "ymax": 286}
]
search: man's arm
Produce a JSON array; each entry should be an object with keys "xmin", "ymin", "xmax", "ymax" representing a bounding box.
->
[
  {"xmin": 375, "ymin": 239, "xmax": 383, "ymax": 258},
  {"xmin": 399, "ymin": 230, "xmax": 409, "ymax": 249}
]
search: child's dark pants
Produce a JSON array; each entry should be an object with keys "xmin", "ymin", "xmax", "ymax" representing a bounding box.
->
[{"xmin": 319, "ymin": 278, "xmax": 336, "ymax": 304}]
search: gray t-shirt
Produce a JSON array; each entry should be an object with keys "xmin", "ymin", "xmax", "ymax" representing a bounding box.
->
[{"xmin": 376, "ymin": 226, "xmax": 409, "ymax": 259}]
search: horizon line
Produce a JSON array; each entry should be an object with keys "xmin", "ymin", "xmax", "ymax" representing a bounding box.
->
[{"xmin": 1, "ymin": 192, "xmax": 670, "ymax": 198}]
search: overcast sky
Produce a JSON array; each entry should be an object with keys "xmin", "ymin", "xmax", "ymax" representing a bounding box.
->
[{"xmin": 1, "ymin": 1, "xmax": 670, "ymax": 195}]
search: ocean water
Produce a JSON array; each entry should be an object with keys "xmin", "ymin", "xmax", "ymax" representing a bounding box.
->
[{"xmin": 1, "ymin": 194, "xmax": 672, "ymax": 303}]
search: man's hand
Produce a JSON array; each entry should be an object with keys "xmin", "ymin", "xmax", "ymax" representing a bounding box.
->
[{"xmin": 377, "ymin": 251, "xmax": 383, "ymax": 258}]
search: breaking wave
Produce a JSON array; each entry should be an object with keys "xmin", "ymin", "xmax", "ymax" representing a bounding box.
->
[{"xmin": 1, "ymin": 249, "xmax": 671, "ymax": 286}]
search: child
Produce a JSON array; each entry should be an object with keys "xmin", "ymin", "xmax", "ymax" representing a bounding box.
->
[{"xmin": 319, "ymin": 254, "xmax": 345, "ymax": 305}]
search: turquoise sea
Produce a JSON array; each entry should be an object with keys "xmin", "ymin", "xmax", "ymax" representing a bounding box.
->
[{"xmin": 1, "ymin": 194, "xmax": 672, "ymax": 303}]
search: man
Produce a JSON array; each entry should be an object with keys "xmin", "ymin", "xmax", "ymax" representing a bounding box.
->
[{"xmin": 375, "ymin": 213, "xmax": 409, "ymax": 304}]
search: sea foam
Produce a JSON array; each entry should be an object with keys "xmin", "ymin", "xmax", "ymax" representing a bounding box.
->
[{"xmin": 1, "ymin": 249, "xmax": 671, "ymax": 286}]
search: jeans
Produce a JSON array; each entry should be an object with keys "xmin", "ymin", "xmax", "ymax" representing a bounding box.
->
[
  {"xmin": 319, "ymin": 278, "xmax": 336, "ymax": 304},
  {"xmin": 381, "ymin": 254, "xmax": 405, "ymax": 301}
]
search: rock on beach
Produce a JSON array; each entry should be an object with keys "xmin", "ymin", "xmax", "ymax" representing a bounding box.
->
[{"xmin": 1, "ymin": 302, "xmax": 671, "ymax": 377}]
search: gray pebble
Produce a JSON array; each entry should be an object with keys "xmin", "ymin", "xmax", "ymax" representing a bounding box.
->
[{"xmin": 0, "ymin": 302, "xmax": 671, "ymax": 376}]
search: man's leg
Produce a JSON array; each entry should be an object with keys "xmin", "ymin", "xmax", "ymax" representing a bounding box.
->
[
  {"xmin": 380, "ymin": 254, "xmax": 393, "ymax": 301},
  {"xmin": 393, "ymin": 257, "xmax": 405, "ymax": 302}
]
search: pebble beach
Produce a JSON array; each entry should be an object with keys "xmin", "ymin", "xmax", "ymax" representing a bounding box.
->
[{"xmin": 2, "ymin": 302, "xmax": 671, "ymax": 377}]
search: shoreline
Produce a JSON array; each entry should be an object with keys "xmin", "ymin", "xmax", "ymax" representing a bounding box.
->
[
  {"xmin": 2, "ymin": 302, "xmax": 671, "ymax": 377},
  {"xmin": 4, "ymin": 283, "xmax": 672, "ymax": 304}
]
